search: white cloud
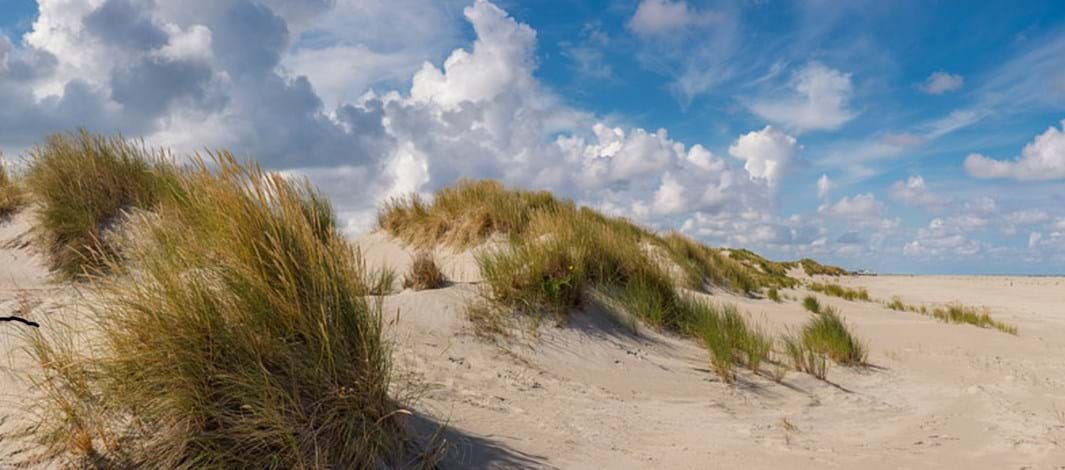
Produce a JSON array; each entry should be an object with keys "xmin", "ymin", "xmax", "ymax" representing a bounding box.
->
[
  {"xmin": 816, "ymin": 173, "xmax": 832, "ymax": 199},
  {"xmin": 728, "ymin": 126, "xmax": 799, "ymax": 187},
  {"xmin": 920, "ymin": 71, "xmax": 964, "ymax": 94},
  {"xmin": 888, "ymin": 175, "xmax": 946, "ymax": 208},
  {"xmin": 965, "ymin": 120, "xmax": 1065, "ymax": 180},
  {"xmin": 627, "ymin": 0, "xmax": 718, "ymax": 37},
  {"xmin": 818, "ymin": 193, "xmax": 882, "ymax": 220},
  {"xmin": 903, "ymin": 217, "xmax": 984, "ymax": 258},
  {"xmin": 749, "ymin": 62, "xmax": 857, "ymax": 133}
]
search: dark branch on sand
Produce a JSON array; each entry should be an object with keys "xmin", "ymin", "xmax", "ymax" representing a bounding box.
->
[{"xmin": 0, "ymin": 316, "xmax": 39, "ymax": 328}]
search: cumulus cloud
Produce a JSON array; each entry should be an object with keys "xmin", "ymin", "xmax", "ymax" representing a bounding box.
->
[
  {"xmin": 920, "ymin": 71, "xmax": 964, "ymax": 94},
  {"xmin": 903, "ymin": 217, "xmax": 984, "ymax": 258},
  {"xmin": 816, "ymin": 174, "xmax": 832, "ymax": 199},
  {"xmin": 818, "ymin": 193, "xmax": 882, "ymax": 220},
  {"xmin": 888, "ymin": 175, "xmax": 946, "ymax": 209},
  {"xmin": 749, "ymin": 62, "xmax": 857, "ymax": 133},
  {"xmin": 728, "ymin": 126, "xmax": 799, "ymax": 187},
  {"xmin": 964, "ymin": 120, "xmax": 1065, "ymax": 180},
  {"xmin": 627, "ymin": 0, "xmax": 718, "ymax": 37}
]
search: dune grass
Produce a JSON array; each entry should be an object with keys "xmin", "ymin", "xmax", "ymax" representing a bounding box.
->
[
  {"xmin": 783, "ymin": 309, "xmax": 866, "ymax": 379},
  {"xmin": 404, "ymin": 251, "xmax": 448, "ymax": 290},
  {"xmin": 802, "ymin": 295, "xmax": 821, "ymax": 314},
  {"xmin": 799, "ymin": 258, "xmax": 849, "ymax": 276},
  {"xmin": 929, "ymin": 303, "xmax": 1017, "ymax": 334},
  {"xmin": 24, "ymin": 131, "xmax": 178, "ymax": 279},
  {"xmin": 0, "ymin": 159, "xmax": 24, "ymax": 219},
  {"xmin": 25, "ymin": 152, "xmax": 420, "ymax": 468},
  {"xmin": 767, "ymin": 287, "xmax": 781, "ymax": 303},
  {"xmin": 683, "ymin": 299, "xmax": 772, "ymax": 383},
  {"xmin": 808, "ymin": 282, "xmax": 870, "ymax": 301}
]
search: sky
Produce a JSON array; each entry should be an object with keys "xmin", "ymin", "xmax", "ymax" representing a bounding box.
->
[{"xmin": 1, "ymin": 0, "xmax": 1065, "ymax": 274}]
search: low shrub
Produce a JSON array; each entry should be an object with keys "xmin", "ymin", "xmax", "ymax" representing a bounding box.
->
[{"xmin": 404, "ymin": 251, "xmax": 448, "ymax": 290}]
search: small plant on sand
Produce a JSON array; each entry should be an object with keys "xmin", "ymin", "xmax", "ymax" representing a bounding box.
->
[
  {"xmin": 686, "ymin": 300, "xmax": 772, "ymax": 382},
  {"xmin": 369, "ymin": 266, "xmax": 398, "ymax": 295},
  {"xmin": 929, "ymin": 303, "xmax": 1017, "ymax": 335},
  {"xmin": 886, "ymin": 296, "xmax": 906, "ymax": 311},
  {"xmin": 25, "ymin": 131, "xmax": 177, "ymax": 279},
  {"xmin": 0, "ymin": 160, "xmax": 24, "ymax": 219},
  {"xmin": 24, "ymin": 152, "xmax": 421, "ymax": 468},
  {"xmin": 801, "ymin": 310, "xmax": 867, "ymax": 365},
  {"xmin": 404, "ymin": 251, "xmax": 448, "ymax": 290},
  {"xmin": 809, "ymin": 282, "xmax": 870, "ymax": 301},
  {"xmin": 802, "ymin": 295, "xmax": 821, "ymax": 314},
  {"xmin": 781, "ymin": 332, "xmax": 827, "ymax": 380},
  {"xmin": 767, "ymin": 287, "xmax": 782, "ymax": 303}
]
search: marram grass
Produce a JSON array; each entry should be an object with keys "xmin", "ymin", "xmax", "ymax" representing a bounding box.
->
[{"xmin": 25, "ymin": 151, "xmax": 424, "ymax": 468}]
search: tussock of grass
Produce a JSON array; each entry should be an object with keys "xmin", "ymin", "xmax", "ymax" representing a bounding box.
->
[
  {"xmin": 800, "ymin": 310, "xmax": 867, "ymax": 365},
  {"xmin": 684, "ymin": 300, "xmax": 772, "ymax": 383},
  {"xmin": 886, "ymin": 296, "xmax": 908, "ymax": 311},
  {"xmin": 929, "ymin": 303, "xmax": 1017, "ymax": 334},
  {"xmin": 800, "ymin": 258, "xmax": 848, "ymax": 276},
  {"xmin": 802, "ymin": 295, "xmax": 821, "ymax": 314},
  {"xmin": 369, "ymin": 266, "xmax": 398, "ymax": 295},
  {"xmin": 25, "ymin": 152, "xmax": 418, "ymax": 468},
  {"xmin": 808, "ymin": 282, "xmax": 870, "ymax": 301},
  {"xmin": 720, "ymin": 248, "xmax": 798, "ymax": 289},
  {"xmin": 404, "ymin": 251, "xmax": 448, "ymax": 290},
  {"xmin": 767, "ymin": 287, "xmax": 781, "ymax": 303},
  {"xmin": 25, "ymin": 131, "xmax": 177, "ymax": 279},
  {"xmin": 0, "ymin": 159, "xmax": 24, "ymax": 219},
  {"xmin": 782, "ymin": 333, "xmax": 827, "ymax": 380}
]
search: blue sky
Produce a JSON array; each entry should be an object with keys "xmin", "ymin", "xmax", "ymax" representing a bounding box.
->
[{"xmin": 2, "ymin": 0, "xmax": 1065, "ymax": 274}]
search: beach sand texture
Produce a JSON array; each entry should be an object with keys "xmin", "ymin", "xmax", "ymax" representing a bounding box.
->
[{"xmin": 0, "ymin": 221, "xmax": 1063, "ymax": 468}]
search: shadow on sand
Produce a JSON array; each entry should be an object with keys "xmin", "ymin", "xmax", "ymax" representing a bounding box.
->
[{"xmin": 409, "ymin": 413, "xmax": 556, "ymax": 469}]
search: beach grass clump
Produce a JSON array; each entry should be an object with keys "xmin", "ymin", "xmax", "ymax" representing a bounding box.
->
[
  {"xmin": 799, "ymin": 258, "xmax": 848, "ymax": 276},
  {"xmin": 929, "ymin": 303, "xmax": 1017, "ymax": 335},
  {"xmin": 809, "ymin": 282, "xmax": 870, "ymax": 301},
  {"xmin": 25, "ymin": 130, "xmax": 177, "ymax": 279},
  {"xmin": 403, "ymin": 251, "xmax": 448, "ymax": 290},
  {"xmin": 800, "ymin": 310, "xmax": 867, "ymax": 365},
  {"xmin": 781, "ymin": 333, "xmax": 828, "ymax": 380},
  {"xmin": 802, "ymin": 295, "xmax": 821, "ymax": 314},
  {"xmin": 0, "ymin": 160, "xmax": 24, "ymax": 219},
  {"xmin": 767, "ymin": 287, "xmax": 781, "ymax": 303},
  {"xmin": 886, "ymin": 296, "xmax": 909, "ymax": 311},
  {"xmin": 684, "ymin": 299, "xmax": 772, "ymax": 382},
  {"xmin": 25, "ymin": 152, "xmax": 417, "ymax": 468}
]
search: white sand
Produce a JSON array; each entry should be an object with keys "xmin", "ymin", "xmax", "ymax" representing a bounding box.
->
[{"xmin": 1, "ymin": 222, "xmax": 1063, "ymax": 468}]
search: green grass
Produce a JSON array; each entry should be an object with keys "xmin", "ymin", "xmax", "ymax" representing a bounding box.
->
[
  {"xmin": 808, "ymin": 282, "xmax": 870, "ymax": 301},
  {"xmin": 767, "ymin": 287, "xmax": 781, "ymax": 303},
  {"xmin": 25, "ymin": 130, "xmax": 178, "ymax": 279},
  {"xmin": 24, "ymin": 151, "xmax": 419, "ymax": 468},
  {"xmin": 0, "ymin": 160, "xmax": 24, "ymax": 219},
  {"xmin": 404, "ymin": 251, "xmax": 448, "ymax": 290},
  {"xmin": 929, "ymin": 303, "xmax": 1018, "ymax": 335},
  {"xmin": 802, "ymin": 295, "xmax": 821, "ymax": 314},
  {"xmin": 886, "ymin": 295, "xmax": 908, "ymax": 311},
  {"xmin": 799, "ymin": 258, "xmax": 849, "ymax": 276},
  {"xmin": 800, "ymin": 310, "xmax": 867, "ymax": 365},
  {"xmin": 684, "ymin": 299, "xmax": 772, "ymax": 383},
  {"xmin": 782, "ymin": 309, "xmax": 866, "ymax": 379}
]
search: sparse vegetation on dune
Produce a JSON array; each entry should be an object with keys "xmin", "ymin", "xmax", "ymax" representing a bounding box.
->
[
  {"xmin": 930, "ymin": 303, "xmax": 1017, "ymax": 335},
  {"xmin": 800, "ymin": 258, "xmax": 849, "ymax": 276},
  {"xmin": 809, "ymin": 282, "xmax": 870, "ymax": 301},
  {"xmin": 404, "ymin": 251, "xmax": 448, "ymax": 290},
  {"xmin": 767, "ymin": 287, "xmax": 781, "ymax": 303},
  {"xmin": 803, "ymin": 295, "xmax": 821, "ymax": 314},
  {"xmin": 25, "ymin": 148, "xmax": 421, "ymax": 467},
  {"xmin": 25, "ymin": 131, "xmax": 178, "ymax": 279},
  {"xmin": 683, "ymin": 299, "xmax": 773, "ymax": 383},
  {"xmin": 0, "ymin": 160, "xmax": 25, "ymax": 218},
  {"xmin": 783, "ymin": 309, "xmax": 866, "ymax": 379}
]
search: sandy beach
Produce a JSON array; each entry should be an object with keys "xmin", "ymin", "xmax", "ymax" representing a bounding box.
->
[{"xmin": 1, "ymin": 218, "xmax": 1063, "ymax": 468}]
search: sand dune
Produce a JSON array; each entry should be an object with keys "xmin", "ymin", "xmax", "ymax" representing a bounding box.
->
[{"xmin": 1, "ymin": 220, "xmax": 1063, "ymax": 468}]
